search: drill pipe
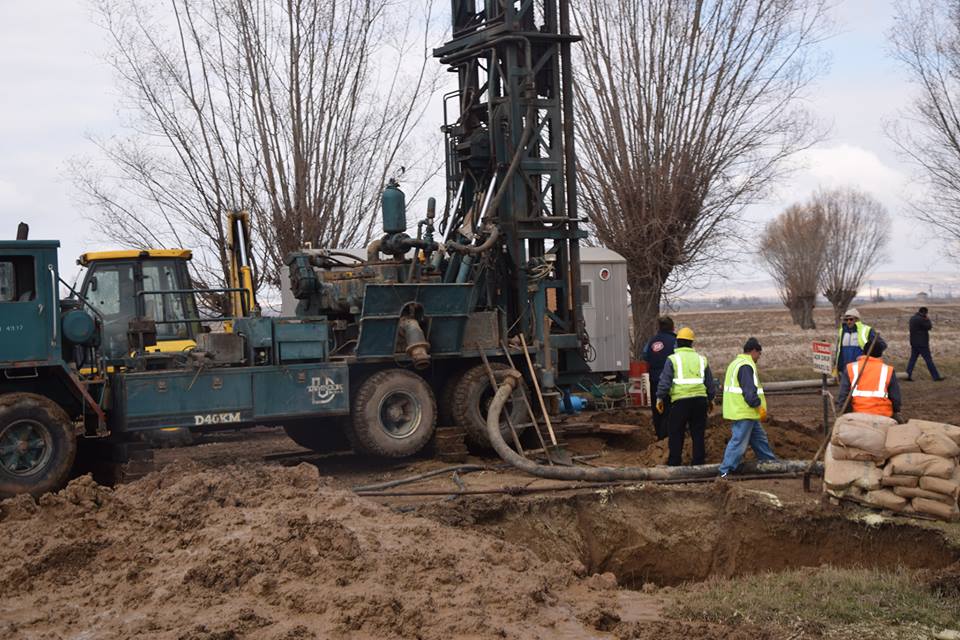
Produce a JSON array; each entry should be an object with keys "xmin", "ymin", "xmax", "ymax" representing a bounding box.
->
[{"xmin": 486, "ymin": 369, "xmax": 822, "ymax": 481}]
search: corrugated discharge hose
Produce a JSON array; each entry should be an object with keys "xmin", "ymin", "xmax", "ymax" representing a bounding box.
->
[{"xmin": 486, "ymin": 369, "xmax": 821, "ymax": 481}]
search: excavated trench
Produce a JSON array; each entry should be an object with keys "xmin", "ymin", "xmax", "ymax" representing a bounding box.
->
[{"xmin": 425, "ymin": 482, "xmax": 960, "ymax": 587}]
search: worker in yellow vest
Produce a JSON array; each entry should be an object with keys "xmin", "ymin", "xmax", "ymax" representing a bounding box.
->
[
  {"xmin": 835, "ymin": 308, "xmax": 876, "ymax": 375},
  {"xmin": 718, "ymin": 337, "xmax": 778, "ymax": 478},
  {"xmin": 836, "ymin": 336, "xmax": 902, "ymax": 419},
  {"xmin": 655, "ymin": 327, "xmax": 716, "ymax": 466}
]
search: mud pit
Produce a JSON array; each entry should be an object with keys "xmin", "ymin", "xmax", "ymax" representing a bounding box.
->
[{"xmin": 426, "ymin": 484, "xmax": 959, "ymax": 587}]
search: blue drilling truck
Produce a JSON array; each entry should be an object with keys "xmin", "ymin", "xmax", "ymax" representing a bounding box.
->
[{"xmin": 0, "ymin": 0, "xmax": 591, "ymax": 497}]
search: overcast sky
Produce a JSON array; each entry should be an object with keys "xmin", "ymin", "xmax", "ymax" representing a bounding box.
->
[{"xmin": 0, "ymin": 0, "xmax": 953, "ymax": 291}]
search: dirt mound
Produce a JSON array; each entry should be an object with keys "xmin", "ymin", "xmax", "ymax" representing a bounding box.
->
[
  {"xmin": 630, "ymin": 417, "xmax": 822, "ymax": 466},
  {"xmin": 0, "ymin": 463, "xmax": 607, "ymax": 639}
]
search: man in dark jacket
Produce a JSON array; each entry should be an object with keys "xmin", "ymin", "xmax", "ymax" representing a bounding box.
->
[
  {"xmin": 642, "ymin": 317, "xmax": 676, "ymax": 439},
  {"xmin": 906, "ymin": 307, "xmax": 945, "ymax": 382}
]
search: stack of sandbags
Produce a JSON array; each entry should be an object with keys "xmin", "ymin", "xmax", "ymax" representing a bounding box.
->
[
  {"xmin": 824, "ymin": 415, "xmax": 960, "ymax": 521},
  {"xmin": 822, "ymin": 413, "xmax": 892, "ymax": 502},
  {"xmin": 883, "ymin": 419, "xmax": 960, "ymax": 521},
  {"xmin": 829, "ymin": 413, "xmax": 892, "ymax": 463}
]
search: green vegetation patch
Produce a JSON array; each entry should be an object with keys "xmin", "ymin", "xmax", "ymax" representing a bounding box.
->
[{"xmin": 668, "ymin": 566, "xmax": 960, "ymax": 638}]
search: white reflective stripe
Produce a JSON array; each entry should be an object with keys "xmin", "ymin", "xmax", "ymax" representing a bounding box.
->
[
  {"xmin": 725, "ymin": 363, "xmax": 764, "ymax": 395},
  {"xmin": 672, "ymin": 354, "xmax": 705, "ymax": 385},
  {"xmin": 850, "ymin": 363, "xmax": 891, "ymax": 398}
]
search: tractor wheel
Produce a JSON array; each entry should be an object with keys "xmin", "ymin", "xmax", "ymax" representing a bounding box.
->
[
  {"xmin": 283, "ymin": 417, "xmax": 351, "ymax": 453},
  {"xmin": 350, "ymin": 369, "xmax": 436, "ymax": 458},
  {"xmin": 0, "ymin": 393, "xmax": 78, "ymax": 498},
  {"xmin": 452, "ymin": 363, "xmax": 529, "ymax": 448}
]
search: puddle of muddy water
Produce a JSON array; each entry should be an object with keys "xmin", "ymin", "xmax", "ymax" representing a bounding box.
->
[{"xmin": 429, "ymin": 485, "xmax": 960, "ymax": 588}]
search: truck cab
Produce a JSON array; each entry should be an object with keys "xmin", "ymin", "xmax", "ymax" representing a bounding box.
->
[{"xmin": 77, "ymin": 250, "xmax": 200, "ymax": 360}]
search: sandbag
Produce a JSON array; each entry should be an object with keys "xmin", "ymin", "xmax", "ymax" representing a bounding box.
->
[
  {"xmin": 917, "ymin": 431, "xmax": 960, "ymax": 458},
  {"xmin": 912, "ymin": 497, "xmax": 960, "ymax": 522},
  {"xmin": 823, "ymin": 444, "xmax": 883, "ymax": 491},
  {"xmin": 864, "ymin": 489, "xmax": 909, "ymax": 511},
  {"xmin": 830, "ymin": 443, "xmax": 885, "ymax": 464},
  {"xmin": 892, "ymin": 486, "xmax": 957, "ymax": 505},
  {"xmin": 886, "ymin": 453, "xmax": 956, "ymax": 479},
  {"xmin": 884, "ymin": 424, "xmax": 923, "ymax": 457},
  {"xmin": 831, "ymin": 414, "xmax": 891, "ymax": 462},
  {"xmin": 880, "ymin": 474, "xmax": 919, "ymax": 488},
  {"xmin": 910, "ymin": 420, "xmax": 960, "ymax": 446},
  {"xmin": 919, "ymin": 476, "xmax": 960, "ymax": 500}
]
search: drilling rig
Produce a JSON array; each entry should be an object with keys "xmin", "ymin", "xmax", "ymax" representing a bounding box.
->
[{"xmin": 0, "ymin": 0, "xmax": 592, "ymax": 497}]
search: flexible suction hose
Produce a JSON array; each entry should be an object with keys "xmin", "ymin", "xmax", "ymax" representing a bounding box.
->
[{"xmin": 486, "ymin": 369, "xmax": 822, "ymax": 481}]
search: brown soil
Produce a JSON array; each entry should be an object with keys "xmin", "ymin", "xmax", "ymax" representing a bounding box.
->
[
  {"xmin": 0, "ymin": 464, "xmax": 601, "ymax": 639},
  {"xmin": 2, "ymin": 303, "xmax": 959, "ymax": 639}
]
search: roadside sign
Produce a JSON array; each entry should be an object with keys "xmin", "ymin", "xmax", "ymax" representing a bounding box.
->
[{"xmin": 812, "ymin": 341, "xmax": 833, "ymax": 374}]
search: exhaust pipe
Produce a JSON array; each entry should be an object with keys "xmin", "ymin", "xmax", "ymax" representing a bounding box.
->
[
  {"xmin": 16, "ymin": 222, "xmax": 28, "ymax": 240},
  {"xmin": 486, "ymin": 369, "xmax": 821, "ymax": 481},
  {"xmin": 399, "ymin": 316, "xmax": 430, "ymax": 369}
]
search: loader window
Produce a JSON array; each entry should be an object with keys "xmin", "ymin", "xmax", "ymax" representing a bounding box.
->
[
  {"xmin": 0, "ymin": 256, "xmax": 36, "ymax": 302},
  {"xmin": 85, "ymin": 263, "xmax": 136, "ymax": 358},
  {"xmin": 141, "ymin": 259, "xmax": 198, "ymax": 339}
]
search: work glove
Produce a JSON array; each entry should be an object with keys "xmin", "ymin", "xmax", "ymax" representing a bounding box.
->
[
  {"xmin": 759, "ymin": 406, "xmax": 769, "ymax": 423},
  {"xmin": 893, "ymin": 412, "xmax": 906, "ymax": 425},
  {"xmin": 655, "ymin": 399, "xmax": 665, "ymax": 414},
  {"xmin": 707, "ymin": 401, "xmax": 715, "ymax": 416}
]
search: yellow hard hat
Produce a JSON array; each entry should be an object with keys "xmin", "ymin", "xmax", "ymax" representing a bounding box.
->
[{"xmin": 677, "ymin": 327, "xmax": 695, "ymax": 341}]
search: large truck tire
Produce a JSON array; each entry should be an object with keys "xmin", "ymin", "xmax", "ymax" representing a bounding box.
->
[
  {"xmin": 283, "ymin": 416, "xmax": 351, "ymax": 453},
  {"xmin": 0, "ymin": 393, "xmax": 78, "ymax": 498},
  {"xmin": 452, "ymin": 363, "xmax": 529, "ymax": 448},
  {"xmin": 350, "ymin": 369, "xmax": 436, "ymax": 458}
]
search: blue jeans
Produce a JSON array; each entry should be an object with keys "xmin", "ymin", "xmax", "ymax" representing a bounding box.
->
[
  {"xmin": 906, "ymin": 346, "xmax": 941, "ymax": 380},
  {"xmin": 718, "ymin": 419, "xmax": 777, "ymax": 475}
]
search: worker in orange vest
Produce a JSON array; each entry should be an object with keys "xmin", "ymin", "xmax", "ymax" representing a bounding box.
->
[{"xmin": 835, "ymin": 336, "xmax": 902, "ymax": 420}]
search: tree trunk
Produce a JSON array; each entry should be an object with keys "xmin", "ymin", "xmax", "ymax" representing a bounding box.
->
[
  {"xmin": 628, "ymin": 270, "xmax": 664, "ymax": 360},
  {"xmin": 825, "ymin": 288, "xmax": 857, "ymax": 326}
]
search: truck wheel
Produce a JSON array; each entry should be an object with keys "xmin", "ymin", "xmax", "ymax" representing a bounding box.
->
[
  {"xmin": 452, "ymin": 363, "xmax": 529, "ymax": 448},
  {"xmin": 283, "ymin": 417, "xmax": 351, "ymax": 453},
  {"xmin": 0, "ymin": 393, "xmax": 77, "ymax": 498},
  {"xmin": 350, "ymin": 369, "xmax": 436, "ymax": 458}
]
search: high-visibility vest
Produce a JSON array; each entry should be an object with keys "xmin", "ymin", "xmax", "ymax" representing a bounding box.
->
[
  {"xmin": 668, "ymin": 347, "xmax": 707, "ymax": 401},
  {"xmin": 722, "ymin": 354, "xmax": 767, "ymax": 420},
  {"xmin": 846, "ymin": 356, "xmax": 894, "ymax": 417},
  {"xmin": 835, "ymin": 321, "xmax": 872, "ymax": 369}
]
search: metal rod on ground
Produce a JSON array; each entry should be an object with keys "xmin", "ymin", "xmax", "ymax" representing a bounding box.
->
[
  {"xmin": 501, "ymin": 340, "xmax": 554, "ymax": 465},
  {"xmin": 355, "ymin": 472, "xmax": 809, "ymax": 498},
  {"xmin": 477, "ymin": 344, "xmax": 526, "ymax": 456},
  {"xmin": 803, "ymin": 331, "xmax": 879, "ymax": 492},
  {"xmin": 519, "ymin": 333, "xmax": 558, "ymax": 446},
  {"xmin": 351, "ymin": 464, "xmax": 496, "ymax": 492}
]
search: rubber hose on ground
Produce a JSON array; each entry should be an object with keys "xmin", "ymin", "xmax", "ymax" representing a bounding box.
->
[{"xmin": 485, "ymin": 369, "xmax": 822, "ymax": 481}]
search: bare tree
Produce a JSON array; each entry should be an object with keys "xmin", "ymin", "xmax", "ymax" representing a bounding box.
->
[
  {"xmin": 815, "ymin": 187, "xmax": 890, "ymax": 325},
  {"xmin": 572, "ymin": 0, "xmax": 830, "ymax": 354},
  {"xmin": 888, "ymin": 0, "xmax": 960, "ymax": 257},
  {"xmin": 72, "ymin": 0, "xmax": 441, "ymax": 310},
  {"xmin": 758, "ymin": 203, "xmax": 827, "ymax": 329}
]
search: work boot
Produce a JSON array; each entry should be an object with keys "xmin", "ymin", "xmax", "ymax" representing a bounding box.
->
[
  {"xmin": 934, "ymin": 376, "xmax": 947, "ymax": 382},
  {"xmin": 905, "ymin": 376, "xmax": 913, "ymax": 382}
]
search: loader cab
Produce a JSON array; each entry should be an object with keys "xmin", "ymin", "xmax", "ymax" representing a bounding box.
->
[{"xmin": 78, "ymin": 250, "xmax": 200, "ymax": 359}]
